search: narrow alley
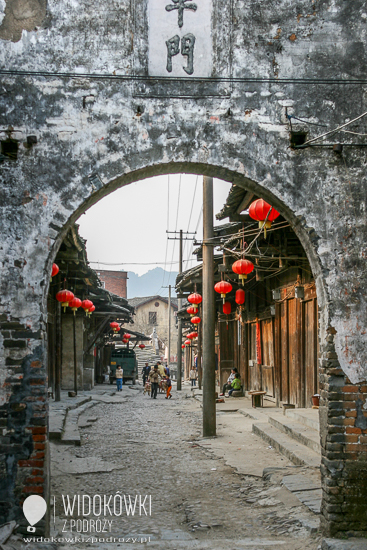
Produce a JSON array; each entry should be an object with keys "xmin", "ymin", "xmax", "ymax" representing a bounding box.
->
[{"xmin": 49, "ymin": 382, "xmax": 322, "ymax": 550}]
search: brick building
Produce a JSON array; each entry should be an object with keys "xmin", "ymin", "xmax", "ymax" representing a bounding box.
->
[{"xmin": 96, "ymin": 270, "xmax": 128, "ymax": 298}]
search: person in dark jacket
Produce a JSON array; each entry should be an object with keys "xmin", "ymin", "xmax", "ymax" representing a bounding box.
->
[{"xmin": 142, "ymin": 362, "xmax": 150, "ymax": 386}]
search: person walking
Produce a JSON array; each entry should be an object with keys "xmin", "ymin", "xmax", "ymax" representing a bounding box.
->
[
  {"xmin": 189, "ymin": 367, "xmax": 197, "ymax": 387},
  {"xmin": 115, "ymin": 365, "xmax": 123, "ymax": 391},
  {"xmin": 142, "ymin": 362, "xmax": 150, "ymax": 387},
  {"xmin": 165, "ymin": 375, "xmax": 172, "ymax": 399},
  {"xmin": 149, "ymin": 365, "xmax": 161, "ymax": 399}
]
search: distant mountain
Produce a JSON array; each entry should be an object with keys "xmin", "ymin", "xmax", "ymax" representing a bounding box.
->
[{"xmin": 127, "ymin": 268, "xmax": 178, "ymax": 298}]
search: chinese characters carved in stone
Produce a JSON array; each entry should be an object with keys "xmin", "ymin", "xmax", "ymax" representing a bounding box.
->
[
  {"xmin": 165, "ymin": 0, "xmax": 198, "ymax": 28},
  {"xmin": 166, "ymin": 33, "xmax": 196, "ymax": 75}
]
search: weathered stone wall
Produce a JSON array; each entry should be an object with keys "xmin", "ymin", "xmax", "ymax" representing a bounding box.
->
[{"xmin": 0, "ymin": 0, "xmax": 366, "ymax": 535}]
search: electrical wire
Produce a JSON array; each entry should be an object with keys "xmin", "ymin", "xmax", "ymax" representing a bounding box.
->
[
  {"xmin": 160, "ymin": 175, "xmax": 171, "ymax": 292},
  {"xmin": 182, "ymin": 175, "xmax": 199, "ymax": 260},
  {"xmin": 301, "ymin": 110, "xmax": 367, "ymax": 146}
]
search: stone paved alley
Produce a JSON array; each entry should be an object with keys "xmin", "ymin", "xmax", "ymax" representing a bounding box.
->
[{"xmin": 49, "ymin": 383, "xmax": 323, "ymax": 550}]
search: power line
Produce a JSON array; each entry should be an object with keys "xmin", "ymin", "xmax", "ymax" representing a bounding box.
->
[
  {"xmin": 161, "ymin": 175, "xmax": 170, "ymax": 291},
  {"xmin": 90, "ymin": 260, "xmax": 180, "ymax": 266},
  {"xmin": 182, "ymin": 175, "xmax": 199, "ymax": 260},
  {"xmin": 1, "ymin": 69, "xmax": 367, "ymax": 85}
]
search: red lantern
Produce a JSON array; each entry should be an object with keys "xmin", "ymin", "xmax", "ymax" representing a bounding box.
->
[
  {"xmin": 249, "ymin": 199, "xmax": 280, "ymax": 238},
  {"xmin": 214, "ymin": 281, "xmax": 232, "ymax": 303},
  {"xmin": 191, "ymin": 331, "xmax": 198, "ymax": 339},
  {"xmin": 82, "ymin": 299, "xmax": 93, "ymax": 315},
  {"xmin": 56, "ymin": 289, "xmax": 74, "ymax": 312},
  {"xmin": 187, "ymin": 332, "xmax": 195, "ymax": 340},
  {"xmin": 235, "ymin": 289, "xmax": 245, "ymax": 305},
  {"xmin": 223, "ymin": 302, "xmax": 231, "ymax": 315},
  {"xmin": 110, "ymin": 321, "xmax": 120, "ymax": 333},
  {"xmin": 232, "ymin": 259, "xmax": 254, "ymax": 285},
  {"xmin": 188, "ymin": 293, "xmax": 202, "ymax": 313},
  {"xmin": 187, "ymin": 306, "xmax": 196, "ymax": 316},
  {"xmin": 69, "ymin": 297, "xmax": 82, "ymax": 315},
  {"xmin": 88, "ymin": 304, "xmax": 96, "ymax": 316},
  {"xmin": 124, "ymin": 333, "xmax": 131, "ymax": 340},
  {"xmin": 181, "ymin": 344, "xmax": 185, "ymax": 349},
  {"xmin": 139, "ymin": 344, "xmax": 145, "ymax": 349},
  {"xmin": 51, "ymin": 263, "xmax": 59, "ymax": 280},
  {"xmin": 185, "ymin": 340, "xmax": 191, "ymax": 346},
  {"xmin": 191, "ymin": 316, "xmax": 201, "ymax": 327}
]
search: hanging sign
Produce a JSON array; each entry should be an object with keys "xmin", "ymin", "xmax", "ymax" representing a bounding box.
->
[{"xmin": 148, "ymin": 0, "xmax": 213, "ymax": 77}]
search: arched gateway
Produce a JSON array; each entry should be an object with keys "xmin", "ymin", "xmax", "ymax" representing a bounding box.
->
[{"xmin": 0, "ymin": 0, "xmax": 367, "ymax": 537}]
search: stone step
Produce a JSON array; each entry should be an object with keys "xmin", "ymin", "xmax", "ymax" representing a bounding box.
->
[
  {"xmin": 61, "ymin": 401, "xmax": 96, "ymax": 445},
  {"xmin": 267, "ymin": 413, "xmax": 321, "ymax": 454},
  {"xmin": 49, "ymin": 395, "xmax": 92, "ymax": 440},
  {"xmin": 285, "ymin": 408, "xmax": 320, "ymax": 432},
  {"xmin": 252, "ymin": 422, "xmax": 321, "ymax": 468}
]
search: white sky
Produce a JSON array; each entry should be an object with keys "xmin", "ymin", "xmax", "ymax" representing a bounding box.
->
[{"xmin": 77, "ymin": 174, "xmax": 232, "ymax": 295}]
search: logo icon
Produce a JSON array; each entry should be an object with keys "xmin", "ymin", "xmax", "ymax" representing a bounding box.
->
[{"xmin": 23, "ymin": 495, "xmax": 47, "ymax": 532}]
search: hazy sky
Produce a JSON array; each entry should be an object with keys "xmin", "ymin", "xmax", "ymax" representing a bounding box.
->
[{"xmin": 77, "ymin": 174, "xmax": 232, "ymax": 296}]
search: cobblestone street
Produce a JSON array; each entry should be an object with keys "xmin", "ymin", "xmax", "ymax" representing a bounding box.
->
[{"xmin": 50, "ymin": 384, "xmax": 322, "ymax": 550}]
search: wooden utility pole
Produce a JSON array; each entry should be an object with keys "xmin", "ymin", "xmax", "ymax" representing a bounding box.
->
[
  {"xmin": 202, "ymin": 176, "xmax": 216, "ymax": 437},
  {"xmin": 177, "ymin": 230, "xmax": 183, "ymax": 390},
  {"xmin": 73, "ymin": 314, "xmax": 78, "ymax": 395},
  {"xmin": 168, "ymin": 284, "xmax": 171, "ymax": 370},
  {"xmin": 197, "ymin": 321, "xmax": 202, "ymax": 389},
  {"xmin": 55, "ymin": 301, "xmax": 62, "ymax": 401}
]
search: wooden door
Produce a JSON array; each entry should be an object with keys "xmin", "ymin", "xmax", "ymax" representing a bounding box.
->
[{"xmin": 261, "ymin": 318, "xmax": 275, "ymax": 397}]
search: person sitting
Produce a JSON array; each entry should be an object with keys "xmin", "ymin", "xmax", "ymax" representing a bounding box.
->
[
  {"xmin": 219, "ymin": 368, "xmax": 238, "ymax": 396},
  {"xmin": 228, "ymin": 373, "xmax": 242, "ymax": 397}
]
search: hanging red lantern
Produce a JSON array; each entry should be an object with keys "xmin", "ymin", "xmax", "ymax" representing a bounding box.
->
[
  {"xmin": 214, "ymin": 281, "xmax": 232, "ymax": 303},
  {"xmin": 187, "ymin": 332, "xmax": 196, "ymax": 340},
  {"xmin": 181, "ymin": 344, "xmax": 185, "ymax": 349},
  {"xmin": 69, "ymin": 297, "xmax": 82, "ymax": 315},
  {"xmin": 191, "ymin": 331, "xmax": 198, "ymax": 339},
  {"xmin": 249, "ymin": 199, "xmax": 280, "ymax": 238},
  {"xmin": 56, "ymin": 289, "xmax": 74, "ymax": 312},
  {"xmin": 82, "ymin": 299, "xmax": 93, "ymax": 315},
  {"xmin": 187, "ymin": 306, "xmax": 196, "ymax": 316},
  {"xmin": 139, "ymin": 343, "xmax": 145, "ymax": 349},
  {"xmin": 191, "ymin": 316, "xmax": 201, "ymax": 328},
  {"xmin": 235, "ymin": 289, "xmax": 245, "ymax": 305},
  {"xmin": 51, "ymin": 263, "xmax": 59, "ymax": 281},
  {"xmin": 110, "ymin": 321, "xmax": 120, "ymax": 333},
  {"xmin": 124, "ymin": 333, "xmax": 131, "ymax": 340},
  {"xmin": 223, "ymin": 302, "xmax": 231, "ymax": 315},
  {"xmin": 232, "ymin": 259, "xmax": 254, "ymax": 285},
  {"xmin": 87, "ymin": 304, "xmax": 96, "ymax": 317},
  {"xmin": 185, "ymin": 340, "xmax": 191, "ymax": 346},
  {"xmin": 188, "ymin": 293, "xmax": 202, "ymax": 313}
]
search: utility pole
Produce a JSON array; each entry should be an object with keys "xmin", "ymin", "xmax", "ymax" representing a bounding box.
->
[
  {"xmin": 167, "ymin": 229, "xmax": 196, "ymax": 391},
  {"xmin": 177, "ymin": 230, "xmax": 183, "ymax": 390},
  {"xmin": 73, "ymin": 313, "xmax": 78, "ymax": 395},
  {"xmin": 55, "ymin": 301, "xmax": 62, "ymax": 401},
  {"xmin": 202, "ymin": 176, "xmax": 216, "ymax": 437},
  {"xmin": 168, "ymin": 284, "xmax": 171, "ymax": 371}
]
